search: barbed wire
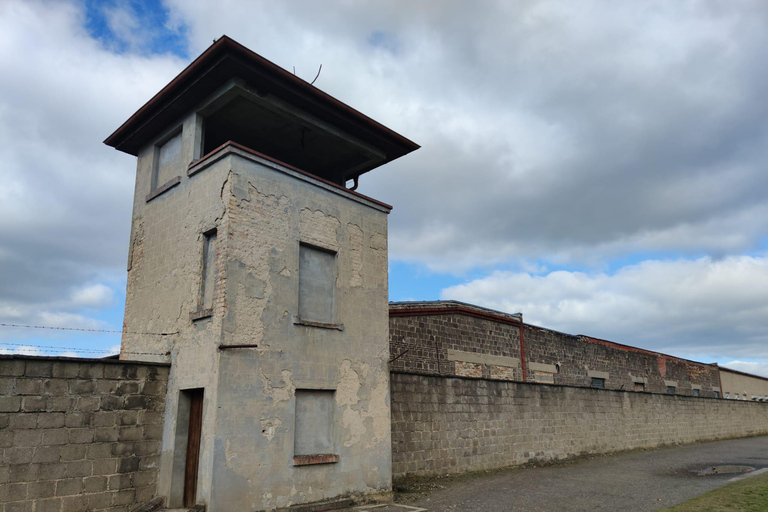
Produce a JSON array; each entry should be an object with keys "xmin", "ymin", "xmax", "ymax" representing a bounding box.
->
[
  {"xmin": 0, "ymin": 323, "xmax": 178, "ymax": 336},
  {"xmin": 0, "ymin": 341, "xmax": 169, "ymax": 357}
]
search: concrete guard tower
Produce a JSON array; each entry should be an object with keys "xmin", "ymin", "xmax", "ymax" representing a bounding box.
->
[{"xmin": 105, "ymin": 36, "xmax": 418, "ymax": 511}]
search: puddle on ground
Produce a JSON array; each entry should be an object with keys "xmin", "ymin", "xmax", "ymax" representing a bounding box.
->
[{"xmin": 696, "ymin": 465, "xmax": 754, "ymax": 476}]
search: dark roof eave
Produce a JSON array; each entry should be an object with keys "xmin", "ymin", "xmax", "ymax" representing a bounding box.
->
[{"xmin": 104, "ymin": 35, "xmax": 419, "ymax": 169}]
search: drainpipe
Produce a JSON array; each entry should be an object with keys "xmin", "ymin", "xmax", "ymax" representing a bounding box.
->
[{"xmin": 519, "ymin": 315, "xmax": 527, "ymax": 382}]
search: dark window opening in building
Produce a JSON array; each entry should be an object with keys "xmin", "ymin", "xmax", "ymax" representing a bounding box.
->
[
  {"xmin": 634, "ymin": 382, "xmax": 645, "ymax": 392},
  {"xmin": 298, "ymin": 244, "xmax": 336, "ymax": 324},
  {"xmin": 200, "ymin": 93, "xmax": 377, "ymax": 185},
  {"xmin": 591, "ymin": 377, "xmax": 605, "ymax": 389},
  {"xmin": 667, "ymin": 386, "xmax": 676, "ymax": 395},
  {"xmin": 294, "ymin": 389, "xmax": 335, "ymax": 461},
  {"xmin": 200, "ymin": 229, "xmax": 217, "ymax": 311},
  {"xmin": 692, "ymin": 388, "xmax": 700, "ymax": 397},
  {"xmin": 714, "ymin": 391, "xmax": 720, "ymax": 398}
]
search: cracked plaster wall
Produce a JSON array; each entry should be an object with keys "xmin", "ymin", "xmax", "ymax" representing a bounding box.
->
[
  {"xmin": 210, "ymin": 155, "xmax": 391, "ymax": 511},
  {"xmin": 121, "ymin": 112, "xmax": 226, "ymax": 507},
  {"xmin": 121, "ymin": 124, "xmax": 392, "ymax": 510}
]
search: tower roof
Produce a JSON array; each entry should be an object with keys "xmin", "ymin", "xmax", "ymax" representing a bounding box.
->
[{"xmin": 105, "ymin": 35, "xmax": 418, "ymax": 184}]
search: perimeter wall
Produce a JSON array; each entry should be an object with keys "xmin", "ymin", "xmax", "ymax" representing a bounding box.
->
[{"xmin": 390, "ymin": 372, "xmax": 768, "ymax": 480}]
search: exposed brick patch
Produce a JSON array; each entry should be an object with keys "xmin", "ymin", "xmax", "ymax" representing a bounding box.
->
[
  {"xmin": 454, "ymin": 361, "xmax": 482, "ymax": 378},
  {"xmin": 293, "ymin": 454, "xmax": 340, "ymax": 466},
  {"xmin": 489, "ymin": 365, "xmax": 516, "ymax": 381}
]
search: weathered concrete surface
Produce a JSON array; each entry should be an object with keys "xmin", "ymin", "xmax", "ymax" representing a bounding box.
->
[
  {"xmin": 121, "ymin": 106, "xmax": 393, "ymax": 509},
  {"xmin": 210, "ymin": 150, "xmax": 392, "ymax": 511},
  {"xmin": 391, "ymin": 372, "xmax": 768, "ymax": 480},
  {"xmin": 398, "ymin": 435, "xmax": 768, "ymax": 512}
]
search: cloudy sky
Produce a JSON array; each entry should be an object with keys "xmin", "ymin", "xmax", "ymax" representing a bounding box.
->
[{"xmin": 1, "ymin": 0, "xmax": 767, "ymax": 375}]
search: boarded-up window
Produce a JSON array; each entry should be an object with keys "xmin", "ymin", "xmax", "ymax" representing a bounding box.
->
[
  {"xmin": 634, "ymin": 382, "xmax": 645, "ymax": 392},
  {"xmin": 714, "ymin": 391, "xmax": 720, "ymax": 399},
  {"xmin": 591, "ymin": 377, "xmax": 605, "ymax": 389},
  {"xmin": 298, "ymin": 245, "xmax": 336, "ymax": 323},
  {"xmin": 692, "ymin": 388, "xmax": 700, "ymax": 397},
  {"xmin": 666, "ymin": 386, "xmax": 676, "ymax": 395},
  {"xmin": 153, "ymin": 130, "xmax": 182, "ymax": 190},
  {"xmin": 534, "ymin": 371, "xmax": 555, "ymax": 384},
  {"xmin": 294, "ymin": 390, "xmax": 334, "ymax": 456},
  {"xmin": 200, "ymin": 230, "xmax": 217, "ymax": 310}
]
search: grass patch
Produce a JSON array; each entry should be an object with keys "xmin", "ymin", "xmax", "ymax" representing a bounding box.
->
[{"xmin": 662, "ymin": 472, "xmax": 768, "ymax": 511}]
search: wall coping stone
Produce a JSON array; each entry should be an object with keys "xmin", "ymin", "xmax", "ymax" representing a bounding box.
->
[
  {"xmin": 0, "ymin": 354, "xmax": 170, "ymax": 367},
  {"xmin": 389, "ymin": 370, "xmax": 746, "ymax": 401}
]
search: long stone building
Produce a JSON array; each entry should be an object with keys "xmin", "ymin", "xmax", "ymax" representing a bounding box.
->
[{"xmin": 2, "ymin": 35, "xmax": 768, "ymax": 512}]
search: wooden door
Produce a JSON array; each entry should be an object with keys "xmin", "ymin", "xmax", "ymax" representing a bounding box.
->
[{"xmin": 183, "ymin": 389, "xmax": 204, "ymax": 508}]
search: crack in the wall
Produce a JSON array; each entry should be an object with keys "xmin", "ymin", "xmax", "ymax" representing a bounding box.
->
[{"xmin": 260, "ymin": 369, "xmax": 295, "ymax": 403}]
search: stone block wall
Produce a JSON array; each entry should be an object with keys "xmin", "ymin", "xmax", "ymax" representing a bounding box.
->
[
  {"xmin": 389, "ymin": 301, "xmax": 720, "ymax": 397},
  {"xmin": 390, "ymin": 372, "xmax": 768, "ymax": 480},
  {"xmin": 389, "ymin": 304, "xmax": 522, "ymax": 378},
  {"xmin": 0, "ymin": 356, "xmax": 169, "ymax": 512}
]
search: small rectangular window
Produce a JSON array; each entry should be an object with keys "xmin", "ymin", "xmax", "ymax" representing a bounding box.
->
[
  {"xmin": 634, "ymin": 382, "xmax": 645, "ymax": 392},
  {"xmin": 666, "ymin": 386, "xmax": 676, "ymax": 395},
  {"xmin": 153, "ymin": 130, "xmax": 182, "ymax": 190},
  {"xmin": 294, "ymin": 390, "xmax": 336, "ymax": 462},
  {"xmin": 692, "ymin": 388, "xmax": 700, "ymax": 397},
  {"xmin": 200, "ymin": 230, "xmax": 217, "ymax": 310},
  {"xmin": 298, "ymin": 244, "xmax": 336, "ymax": 324},
  {"xmin": 591, "ymin": 377, "xmax": 605, "ymax": 389},
  {"xmin": 714, "ymin": 391, "xmax": 720, "ymax": 399}
]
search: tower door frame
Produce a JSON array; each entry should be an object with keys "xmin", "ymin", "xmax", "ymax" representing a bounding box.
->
[{"xmin": 170, "ymin": 388, "xmax": 205, "ymax": 508}]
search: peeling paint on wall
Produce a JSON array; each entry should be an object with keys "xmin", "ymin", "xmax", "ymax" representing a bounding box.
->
[
  {"xmin": 300, "ymin": 208, "xmax": 341, "ymax": 250},
  {"xmin": 261, "ymin": 369, "xmax": 296, "ymax": 403},
  {"xmin": 348, "ymin": 223, "xmax": 364, "ymax": 287}
]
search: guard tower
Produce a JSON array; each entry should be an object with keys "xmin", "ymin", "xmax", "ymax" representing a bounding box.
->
[{"xmin": 105, "ymin": 36, "xmax": 418, "ymax": 511}]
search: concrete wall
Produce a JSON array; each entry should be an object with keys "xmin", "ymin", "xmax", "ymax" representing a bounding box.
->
[
  {"xmin": 210, "ymin": 148, "xmax": 392, "ymax": 511},
  {"xmin": 121, "ymin": 110, "xmax": 225, "ymax": 507},
  {"xmin": 389, "ymin": 302, "xmax": 721, "ymax": 397},
  {"xmin": 720, "ymin": 368, "xmax": 768, "ymax": 401},
  {"xmin": 0, "ymin": 356, "xmax": 168, "ymax": 512},
  {"xmin": 390, "ymin": 372, "xmax": 768, "ymax": 480}
]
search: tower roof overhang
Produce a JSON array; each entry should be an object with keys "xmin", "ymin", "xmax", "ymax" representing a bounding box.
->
[{"xmin": 104, "ymin": 35, "xmax": 419, "ymax": 184}]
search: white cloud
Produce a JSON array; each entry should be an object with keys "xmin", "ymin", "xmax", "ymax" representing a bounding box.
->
[
  {"xmin": 442, "ymin": 255, "xmax": 768, "ymax": 361},
  {"xmin": 165, "ymin": 0, "xmax": 768, "ymax": 272},
  {"xmin": 71, "ymin": 284, "xmax": 114, "ymax": 308},
  {"xmin": 0, "ymin": 1, "xmax": 183, "ymax": 325}
]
